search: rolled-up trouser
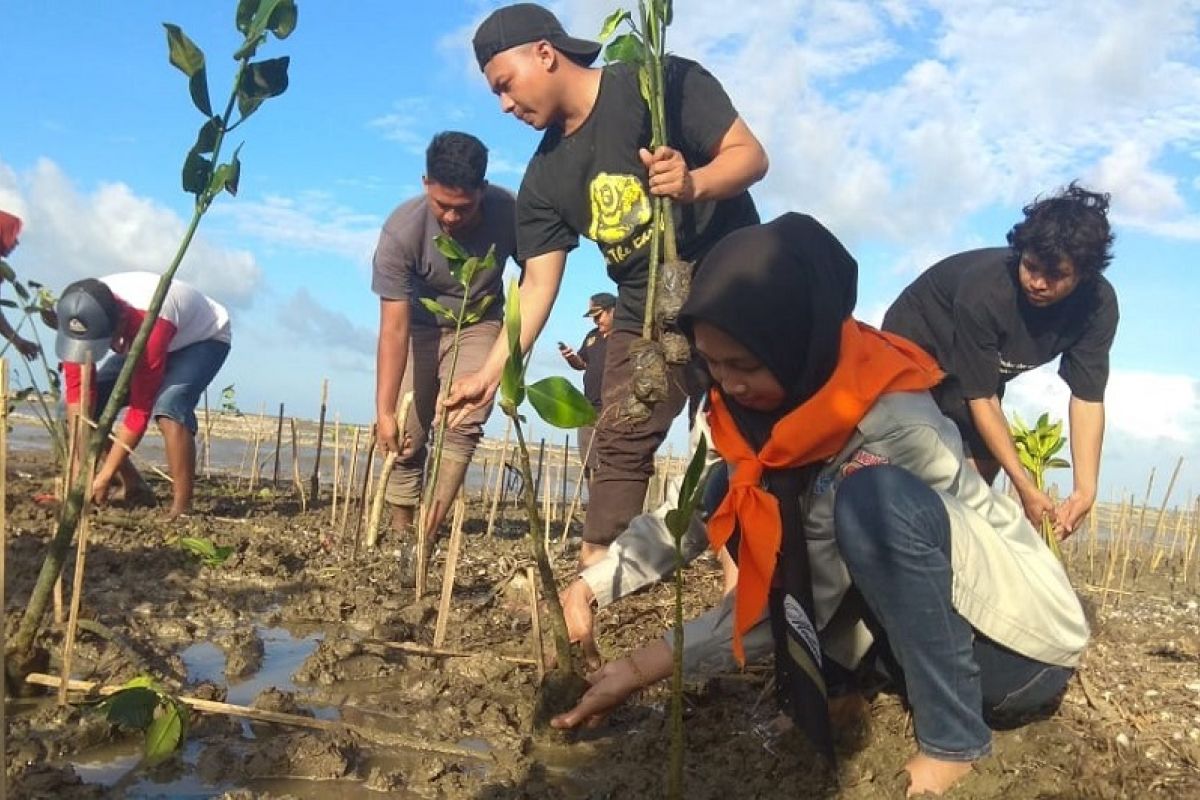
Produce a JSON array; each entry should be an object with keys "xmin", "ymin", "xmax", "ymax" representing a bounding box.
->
[
  {"xmin": 833, "ymin": 465, "xmax": 1074, "ymax": 760},
  {"xmin": 95, "ymin": 339, "xmax": 231, "ymax": 434},
  {"xmin": 582, "ymin": 328, "xmax": 689, "ymax": 545},
  {"xmin": 385, "ymin": 320, "xmax": 500, "ymax": 506}
]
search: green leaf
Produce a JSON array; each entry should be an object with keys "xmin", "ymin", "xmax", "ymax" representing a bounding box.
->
[
  {"xmin": 1035, "ymin": 412, "xmax": 1049, "ymax": 430},
  {"xmin": 163, "ymin": 24, "xmax": 205, "ymax": 77},
  {"xmin": 188, "ymin": 69, "xmax": 214, "ymax": 117},
  {"xmin": 500, "ymin": 280, "xmax": 524, "ymax": 407},
  {"xmin": 12, "ymin": 280, "xmax": 29, "ymax": 301},
  {"xmin": 179, "ymin": 536, "xmax": 233, "ymax": 567},
  {"xmin": 122, "ymin": 675, "xmax": 159, "ymax": 690},
  {"xmin": 100, "ymin": 687, "xmax": 159, "ymax": 730},
  {"xmin": 193, "ymin": 118, "xmax": 221, "ymax": 154},
  {"xmin": 418, "ymin": 298, "xmax": 454, "ymax": 321},
  {"xmin": 0, "ymin": 260, "xmax": 14, "ymax": 283},
  {"xmin": 527, "ymin": 376, "xmax": 597, "ymax": 429},
  {"xmin": 267, "ymin": 0, "xmax": 298, "ymax": 39},
  {"xmin": 182, "ymin": 149, "xmax": 213, "ymax": 196},
  {"xmin": 236, "ymin": 57, "xmax": 290, "ymax": 120},
  {"xmin": 599, "ymin": 9, "xmax": 632, "ymax": 41},
  {"xmin": 143, "ymin": 702, "xmax": 185, "ymax": 764},
  {"xmin": 604, "ymin": 32, "xmax": 644, "ymax": 65},
  {"xmin": 468, "ymin": 294, "xmax": 495, "ymax": 319},
  {"xmin": 433, "ymin": 234, "xmax": 470, "ymax": 264},
  {"xmin": 209, "ymin": 144, "xmax": 243, "ymax": 198},
  {"xmin": 0, "ymin": 299, "xmax": 17, "ymax": 309},
  {"xmin": 1045, "ymin": 457, "xmax": 1071, "ymax": 470},
  {"xmin": 665, "ymin": 434, "xmax": 709, "ymax": 539},
  {"xmin": 235, "ymin": 0, "xmax": 258, "ymax": 34}
]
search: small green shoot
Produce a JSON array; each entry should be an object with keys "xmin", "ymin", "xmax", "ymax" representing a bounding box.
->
[
  {"xmin": 178, "ymin": 536, "xmax": 235, "ymax": 567},
  {"xmin": 1011, "ymin": 411, "xmax": 1071, "ymax": 559}
]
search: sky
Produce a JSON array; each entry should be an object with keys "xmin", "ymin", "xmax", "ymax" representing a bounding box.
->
[{"xmin": 2, "ymin": 0, "xmax": 1199, "ymax": 506}]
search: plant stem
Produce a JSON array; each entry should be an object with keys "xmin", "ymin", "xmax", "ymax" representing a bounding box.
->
[{"xmin": 508, "ymin": 409, "xmax": 573, "ymax": 674}]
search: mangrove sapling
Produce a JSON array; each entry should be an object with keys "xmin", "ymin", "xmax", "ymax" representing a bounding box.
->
[
  {"xmin": 661, "ymin": 434, "xmax": 710, "ymax": 800},
  {"xmin": 94, "ymin": 676, "xmax": 191, "ymax": 765},
  {"xmin": 600, "ymin": 2, "xmax": 691, "ymax": 423},
  {"xmin": 496, "ymin": 280, "xmax": 598, "ymax": 725},
  {"xmin": 412, "ymin": 236, "xmax": 497, "ymax": 594},
  {"xmin": 7, "ymin": 0, "xmax": 297, "ymax": 686},
  {"xmin": 1010, "ymin": 411, "xmax": 1071, "ymax": 560}
]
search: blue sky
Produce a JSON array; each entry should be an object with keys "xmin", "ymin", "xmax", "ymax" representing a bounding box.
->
[{"xmin": 3, "ymin": 1, "xmax": 1199, "ymax": 505}]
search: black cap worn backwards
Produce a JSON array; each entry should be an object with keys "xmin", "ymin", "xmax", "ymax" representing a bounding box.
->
[{"xmin": 473, "ymin": 3, "xmax": 601, "ymax": 71}]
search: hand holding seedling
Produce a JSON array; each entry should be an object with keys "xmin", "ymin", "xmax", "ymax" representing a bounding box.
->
[
  {"xmin": 559, "ymin": 579, "xmax": 601, "ymax": 668},
  {"xmin": 1015, "ymin": 482, "xmax": 1056, "ymax": 529},
  {"xmin": 639, "ymin": 146, "xmax": 694, "ymax": 203}
]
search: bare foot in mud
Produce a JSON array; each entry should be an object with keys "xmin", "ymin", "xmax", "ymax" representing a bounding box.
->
[{"xmin": 904, "ymin": 753, "xmax": 974, "ymax": 796}]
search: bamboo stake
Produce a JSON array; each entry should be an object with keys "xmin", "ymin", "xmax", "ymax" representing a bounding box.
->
[
  {"xmin": 367, "ymin": 393, "xmax": 413, "ymax": 549},
  {"xmin": 26, "ymin": 673, "xmax": 490, "ymax": 761},
  {"xmin": 526, "ymin": 565, "xmax": 545, "ymax": 682},
  {"xmin": 236, "ymin": 434, "xmax": 251, "ymax": 487},
  {"xmin": 485, "ymin": 419, "xmax": 512, "ymax": 539},
  {"xmin": 330, "ymin": 415, "xmax": 341, "ymax": 525},
  {"xmin": 1, "ymin": 359, "xmax": 8, "ymax": 797},
  {"xmin": 290, "ymin": 417, "xmax": 306, "ymax": 511},
  {"xmin": 352, "ymin": 427, "xmax": 377, "ymax": 558},
  {"xmin": 339, "ymin": 426, "xmax": 362, "ymax": 536},
  {"xmin": 560, "ymin": 435, "xmax": 569, "ymax": 522},
  {"xmin": 559, "ymin": 426, "xmax": 597, "ymax": 547},
  {"xmin": 60, "ymin": 358, "xmax": 95, "ymax": 706},
  {"xmin": 272, "ymin": 402, "xmax": 285, "ymax": 486},
  {"xmin": 477, "ymin": 454, "xmax": 491, "ymax": 504},
  {"xmin": 309, "ymin": 379, "xmax": 329, "ymax": 502},
  {"xmin": 1115, "ymin": 471, "xmax": 1155, "ymax": 605},
  {"xmin": 433, "ymin": 494, "xmax": 467, "ymax": 647},
  {"xmin": 1148, "ymin": 457, "xmax": 1184, "ymax": 573},
  {"xmin": 248, "ymin": 430, "xmax": 262, "ymax": 490},
  {"xmin": 363, "ymin": 639, "xmax": 536, "ymax": 666}
]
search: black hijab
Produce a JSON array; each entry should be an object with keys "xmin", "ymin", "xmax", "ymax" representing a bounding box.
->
[{"xmin": 679, "ymin": 212, "xmax": 860, "ymax": 761}]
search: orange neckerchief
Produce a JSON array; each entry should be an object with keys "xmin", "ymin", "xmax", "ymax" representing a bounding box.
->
[{"xmin": 707, "ymin": 319, "xmax": 942, "ymax": 663}]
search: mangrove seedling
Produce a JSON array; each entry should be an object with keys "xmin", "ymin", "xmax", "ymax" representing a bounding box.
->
[
  {"xmin": 7, "ymin": 0, "xmax": 297, "ymax": 688},
  {"xmin": 0, "ymin": 264, "xmax": 68, "ymax": 464},
  {"xmin": 662, "ymin": 433, "xmax": 709, "ymax": 799},
  {"xmin": 178, "ymin": 536, "xmax": 236, "ymax": 568},
  {"xmin": 1011, "ymin": 411, "xmax": 1071, "ymax": 560},
  {"xmin": 219, "ymin": 383, "xmax": 242, "ymax": 416},
  {"xmin": 600, "ymin": 2, "xmax": 691, "ymax": 423},
  {"xmin": 94, "ymin": 676, "xmax": 190, "ymax": 764},
  {"xmin": 497, "ymin": 279, "xmax": 597, "ymax": 725},
  {"xmin": 410, "ymin": 235, "xmax": 496, "ymax": 588}
]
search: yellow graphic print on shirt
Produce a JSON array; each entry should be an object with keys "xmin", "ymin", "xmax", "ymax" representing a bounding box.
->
[{"xmin": 587, "ymin": 172, "xmax": 651, "ymax": 250}]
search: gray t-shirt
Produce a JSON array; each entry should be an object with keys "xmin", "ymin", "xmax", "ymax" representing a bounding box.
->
[{"xmin": 371, "ymin": 184, "xmax": 518, "ymax": 328}]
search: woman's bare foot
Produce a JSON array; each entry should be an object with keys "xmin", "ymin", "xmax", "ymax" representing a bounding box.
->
[{"xmin": 904, "ymin": 753, "xmax": 974, "ymax": 796}]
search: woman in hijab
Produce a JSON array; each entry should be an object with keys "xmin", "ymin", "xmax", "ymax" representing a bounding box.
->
[{"xmin": 552, "ymin": 213, "xmax": 1088, "ymax": 796}]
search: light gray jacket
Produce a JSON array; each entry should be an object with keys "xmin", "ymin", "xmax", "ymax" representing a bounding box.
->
[{"xmin": 581, "ymin": 391, "xmax": 1089, "ymax": 678}]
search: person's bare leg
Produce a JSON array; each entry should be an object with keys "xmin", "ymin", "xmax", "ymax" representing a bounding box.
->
[
  {"xmin": 904, "ymin": 753, "xmax": 974, "ymax": 796},
  {"xmin": 158, "ymin": 417, "xmax": 195, "ymax": 517}
]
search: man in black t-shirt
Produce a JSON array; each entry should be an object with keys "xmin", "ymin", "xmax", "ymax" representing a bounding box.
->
[
  {"xmin": 450, "ymin": 3, "xmax": 769, "ymax": 568},
  {"xmin": 559, "ymin": 292, "xmax": 615, "ymax": 473},
  {"xmin": 883, "ymin": 184, "xmax": 1119, "ymax": 538}
]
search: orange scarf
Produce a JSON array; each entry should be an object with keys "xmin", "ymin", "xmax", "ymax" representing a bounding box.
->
[{"xmin": 707, "ymin": 319, "xmax": 942, "ymax": 663}]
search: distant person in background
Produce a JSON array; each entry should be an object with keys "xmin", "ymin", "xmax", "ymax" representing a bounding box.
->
[
  {"xmin": 372, "ymin": 131, "xmax": 520, "ymax": 572},
  {"xmin": 558, "ymin": 291, "xmax": 615, "ymax": 474},
  {"xmin": 882, "ymin": 183, "xmax": 1118, "ymax": 539},
  {"xmin": 56, "ymin": 272, "xmax": 232, "ymax": 518},
  {"xmin": 0, "ymin": 210, "xmax": 42, "ymax": 360}
]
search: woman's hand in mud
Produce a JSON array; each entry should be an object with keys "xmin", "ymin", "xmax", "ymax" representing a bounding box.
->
[
  {"xmin": 639, "ymin": 146, "xmax": 695, "ymax": 203},
  {"xmin": 560, "ymin": 579, "xmax": 601, "ymax": 669},
  {"xmin": 441, "ymin": 371, "xmax": 497, "ymax": 428},
  {"xmin": 550, "ymin": 658, "xmax": 642, "ymax": 730}
]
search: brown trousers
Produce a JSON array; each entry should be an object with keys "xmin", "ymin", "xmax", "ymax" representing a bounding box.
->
[{"xmin": 581, "ymin": 329, "xmax": 690, "ymax": 545}]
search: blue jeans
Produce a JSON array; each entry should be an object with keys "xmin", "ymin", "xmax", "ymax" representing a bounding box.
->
[
  {"xmin": 833, "ymin": 465, "xmax": 1073, "ymax": 760},
  {"xmin": 96, "ymin": 339, "xmax": 231, "ymax": 435}
]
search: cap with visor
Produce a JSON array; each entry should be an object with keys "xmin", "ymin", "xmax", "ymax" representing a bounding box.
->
[{"xmin": 473, "ymin": 4, "xmax": 602, "ymax": 71}]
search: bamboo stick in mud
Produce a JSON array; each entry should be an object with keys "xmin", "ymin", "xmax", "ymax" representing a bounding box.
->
[
  {"xmin": 236, "ymin": 434, "xmax": 251, "ymax": 487},
  {"xmin": 290, "ymin": 417, "xmax": 307, "ymax": 511},
  {"xmin": 1, "ymin": 359, "xmax": 8, "ymax": 794},
  {"xmin": 477, "ymin": 454, "xmax": 491, "ymax": 504},
  {"xmin": 1117, "ymin": 469, "xmax": 1157, "ymax": 603},
  {"xmin": 339, "ymin": 426, "xmax": 362, "ymax": 538},
  {"xmin": 248, "ymin": 430, "xmax": 262, "ymax": 490},
  {"xmin": 367, "ymin": 393, "xmax": 413, "ymax": 550},
  {"xmin": 331, "ymin": 415, "xmax": 341, "ymax": 526},
  {"xmin": 527, "ymin": 565, "xmax": 545, "ymax": 682},
  {"xmin": 272, "ymin": 402, "xmax": 285, "ymax": 486},
  {"xmin": 309, "ymin": 378, "xmax": 329, "ymax": 502},
  {"xmin": 560, "ymin": 435, "xmax": 569, "ymax": 522},
  {"xmin": 559, "ymin": 426, "xmax": 596, "ymax": 547},
  {"xmin": 433, "ymin": 494, "xmax": 467, "ymax": 648},
  {"xmin": 533, "ymin": 438, "xmax": 546, "ymax": 500},
  {"xmin": 1148, "ymin": 457, "xmax": 1183, "ymax": 574},
  {"xmin": 59, "ymin": 357, "xmax": 95, "ymax": 707},
  {"xmin": 485, "ymin": 418, "xmax": 512, "ymax": 539},
  {"xmin": 352, "ymin": 427, "xmax": 377, "ymax": 558}
]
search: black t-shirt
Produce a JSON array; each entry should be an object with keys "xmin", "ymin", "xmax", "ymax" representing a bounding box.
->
[
  {"xmin": 516, "ymin": 56, "xmax": 759, "ymax": 331},
  {"xmin": 882, "ymin": 247, "xmax": 1119, "ymax": 401},
  {"xmin": 577, "ymin": 327, "xmax": 608, "ymax": 410}
]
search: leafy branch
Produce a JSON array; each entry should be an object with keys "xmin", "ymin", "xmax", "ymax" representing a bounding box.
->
[{"xmin": 1011, "ymin": 411, "xmax": 1070, "ymax": 560}]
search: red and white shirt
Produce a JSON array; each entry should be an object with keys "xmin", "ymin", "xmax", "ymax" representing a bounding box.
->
[{"xmin": 64, "ymin": 272, "xmax": 231, "ymax": 436}]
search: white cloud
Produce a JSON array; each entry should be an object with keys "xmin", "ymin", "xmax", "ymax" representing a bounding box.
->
[
  {"xmin": 276, "ymin": 287, "xmax": 376, "ymax": 357},
  {"xmin": 213, "ymin": 191, "xmax": 381, "ymax": 265},
  {"xmin": 0, "ymin": 158, "xmax": 261, "ymax": 307}
]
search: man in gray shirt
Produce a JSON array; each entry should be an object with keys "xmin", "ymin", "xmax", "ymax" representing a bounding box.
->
[{"xmin": 373, "ymin": 132, "xmax": 519, "ymax": 570}]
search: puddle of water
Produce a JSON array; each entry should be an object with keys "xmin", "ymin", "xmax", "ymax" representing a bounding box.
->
[
  {"xmin": 70, "ymin": 739, "xmax": 143, "ymax": 786},
  {"xmin": 180, "ymin": 625, "xmax": 322, "ymax": 706}
]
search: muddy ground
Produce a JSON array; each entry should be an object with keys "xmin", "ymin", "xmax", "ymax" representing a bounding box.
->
[{"xmin": 4, "ymin": 451, "xmax": 1199, "ymax": 799}]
